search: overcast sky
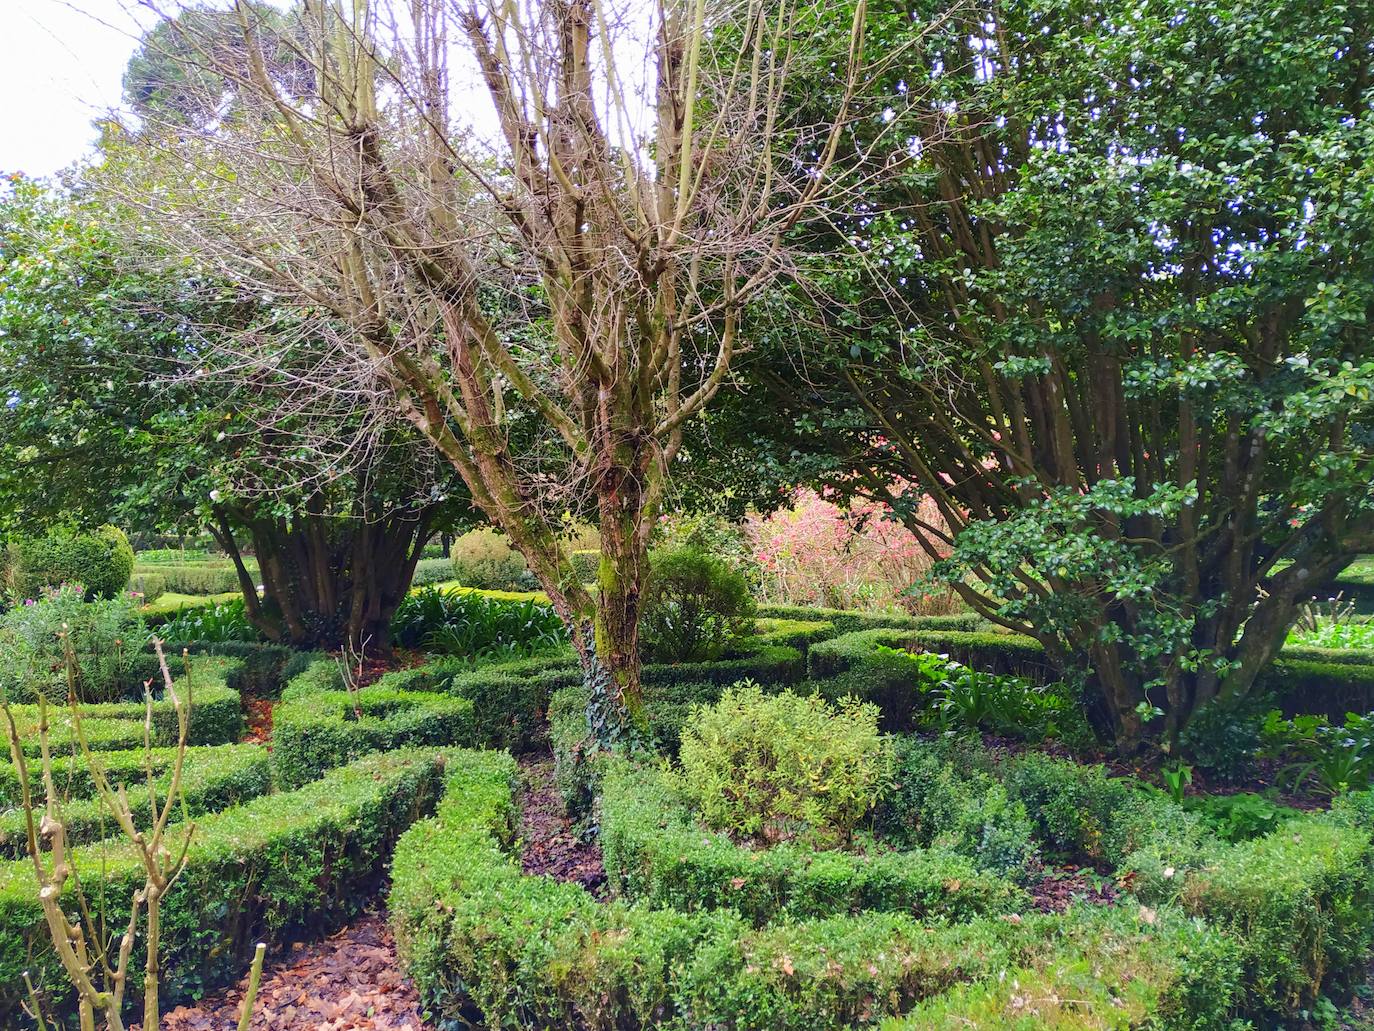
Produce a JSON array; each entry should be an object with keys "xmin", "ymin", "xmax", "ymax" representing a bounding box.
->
[{"xmin": 0, "ymin": 1, "xmax": 159, "ymax": 178}]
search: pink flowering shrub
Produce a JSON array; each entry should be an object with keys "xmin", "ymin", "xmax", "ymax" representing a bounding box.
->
[{"xmin": 746, "ymin": 489, "xmax": 961, "ymax": 615}]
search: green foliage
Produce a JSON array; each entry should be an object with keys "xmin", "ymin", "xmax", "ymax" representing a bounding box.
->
[
  {"xmin": 390, "ymin": 584, "xmax": 567, "ymax": 659},
  {"xmin": 270, "ymin": 684, "xmax": 475, "ymax": 788},
  {"xmin": 4, "ymin": 525, "xmax": 134, "ymax": 601},
  {"xmin": 0, "ymin": 742, "xmax": 271, "ymax": 859},
  {"xmin": 640, "ymin": 547, "xmax": 757, "ymax": 663},
  {"xmin": 1288, "ymin": 618, "xmax": 1374, "ymax": 651},
  {"xmin": 448, "ymin": 527, "xmax": 534, "ymax": 590},
  {"xmin": 1181, "ymin": 792, "xmax": 1301, "ymax": 845},
  {"xmin": 0, "ymin": 657, "xmax": 243, "ymax": 753},
  {"xmin": 601, "ymin": 758, "xmax": 1026, "ymax": 926},
  {"xmin": 134, "ymin": 560, "xmax": 245, "ymax": 596},
  {"xmin": 878, "ymin": 736, "xmax": 1037, "ymax": 879},
  {"xmin": 128, "ymin": 569, "xmax": 167, "ymax": 604},
  {"xmin": 1264, "ymin": 709, "xmax": 1374, "ymax": 796},
  {"xmin": 0, "ymin": 585, "xmax": 149, "ymax": 703},
  {"xmin": 1001, "ymin": 753, "xmax": 1205, "ymax": 871},
  {"xmin": 887, "ymin": 906, "xmax": 1244, "ymax": 1031},
  {"xmin": 1175, "ymin": 812, "xmax": 1374, "ymax": 1012},
  {"xmin": 677, "ymin": 684, "xmax": 890, "ymax": 847},
  {"xmin": 410, "ymin": 556, "xmax": 455, "ymax": 586},
  {"xmin": 0, "ymin": 749, "xmax": 445, "ymax": 1022},
  {"xmin": 157, "ymin": 595, "xmax": 260, "ymax": 643}
]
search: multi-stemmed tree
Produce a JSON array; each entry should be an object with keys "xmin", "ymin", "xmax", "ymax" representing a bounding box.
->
[
  {"xmin": 733, "ymin": 0, "xmax": 1374, "ymax": 750},
  {"xmin": 0, "ymin": 175, "xmax": 468, "ymax": 649},
  {"xmin": 105, "ymin": 0, "xmax": 875, "ymax": 728}
]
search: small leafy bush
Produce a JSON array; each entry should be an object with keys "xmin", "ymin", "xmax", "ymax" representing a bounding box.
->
[
  {"xmin": 5, "ymin": 525, "xmax": 134, "ymax": 601},
  {"xmin": 1264, "ymin": 709, "xmax": 1374, "ymax": 795},
  {"xmin": 135, "ymin": 561, "xmax": 245, "ymax": 595},
  {"xmin": 390, "ymin": 585, "xmax": 566, "ymax": 659},
  {"xmin": 448, "ymin": 527, "xmax": 534, "ymax": 590},
  {"xmin": 1181, "ymin": 792, "xmax": 1300, "ymax": 843},
  {"xmin": 879, "ymin": 736, "xmax": 1037, "ymax": 878},
  {"xmin": 0, "ymin": 584, "xmax": 148, "ymax": 703},
  {"xmin": 157, "ymin": 596, "xmax": 260, "ymax": 643},
  {"xmin": 640, "ymin": 546, "xmax": 756, "ymax": 663},
  {"xmin": 677, "ymin": 683, "xmax": 891, "ymax": 847},
  {"xmin": 872, "ymin": 644, "xmax": 1088, "ymax": 744}
]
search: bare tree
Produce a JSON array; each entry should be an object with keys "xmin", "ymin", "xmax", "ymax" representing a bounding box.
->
[
  {"xmin": 1, "ymin": 640, "xmax": 194, "ymax": 1031},
  {"xmin": 104, "ymin": 0, "xmax": 873, "ymax": 727}
]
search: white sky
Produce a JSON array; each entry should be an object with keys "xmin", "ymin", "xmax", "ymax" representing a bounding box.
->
[{"xmin": 0, "ymin": 0, "xmax": 157, "ymax": 178}]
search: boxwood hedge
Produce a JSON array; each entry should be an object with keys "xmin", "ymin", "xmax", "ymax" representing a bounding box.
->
[
  {"xmin": 2, "ymin": 657, "xmax": 242, "ymax": 754},
  {"xmin": 390, "ymin": 749, "xmax": 1256, "ymax": 1030},
  {"xmin": 271, "ymin": 684, "xmax": 476, "ymax": 788},
  {"xmin": 0, "ymin": 748, "xmax": 445, "ymax": 1023},
  {"xmin": 0, "ymin": 742, "xmax": 271, "ymax": 859},
  {"xmin": 600, "ymin": 760, "xmax": 1027, "ymax": 926}
]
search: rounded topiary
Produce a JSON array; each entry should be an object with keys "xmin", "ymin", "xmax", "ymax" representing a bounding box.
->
[
  {"xmin": 448, "ymin": 527, "xmax": 533, "ymax": 590},
  {"xmin": 678, "ymin": 683, "xmax": 891, "ymax": 847},
  {"xmin": 5, "ymin": 525, "xmax": 135, "ymax": 601},
  {"xmin": 640, "ymin": 546, "xmax": 756, "ymax": 663}
]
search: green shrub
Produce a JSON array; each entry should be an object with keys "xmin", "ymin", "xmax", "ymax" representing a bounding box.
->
[
  {"xmin": 128, "ymin": 570, "xmax": 167, "ymax": 604},
  {"xmin": 1001, "ymin": 752, "xmax": 1206, "ymax": 870},
  {"xmin": 130, "ymin": 559, "xmax": 243, "ymax": 596},
  {"xmin": 448, "ymin": 527, "xmax": 534, "ymax": 590},
  {"xmin": 411, "ymin": 556, "xmax": 454, "ymax": 586},
  {"xmin": 390, "ymin": 584, "xmax": 567, "ymax": 658},
  {"xmin": 280, "ymin": 656, "xmax": 344, "ymax": 700},
  {"xmin": 157, "ymin": 595, "xmax": 260, "ymax": 643},
  {"xmin": 5, "ymin": 525, "xmax": 134, "ymax": 601},
  {"xmin": 601, "ymin": 759, "xmax": 1026, "ymax": 926},
  {"xmin": 140, "ymin": 591, "xmax": 242, "ymax": 625},
  {"xmin": 271, "ymin": 684, "xmax": 476, "ymax": 788},
  {"xmin": 678, "ymin": 684, "xmax": 890, "ymax": 847},
  {"xmin": 1, "ymin": 657, "xmax": 243, "ymax": 754},
  {"xmin": 569, "ymin": 548, "xmax": 600, "ymax": 584},
  {"xmin": 0, "ymin": 742, "xmax": 272, "ymax": 859},
  {"xmin": 879, "ymin": 736, "xmax": 1037, "ymax": 878},
  {"xmin": 744, "ymin": 617, "xmax": 835, "ymax": 652},
  {"xmin": 1175, "ymin": 812, "xmax": 1374, "ymax": 1011},
  {"xmin": 885, "ymin": 905, "xmax": 1244, "ymax": 1031},
  {"xmin": 640, "ymin": 547, "xmax": 757, "ymax": 663},
  {"xmin": 0, "ymin": 748, "xmax": 445, "ymax": 1022},
  {"xmin": 391, "ymin": 749, "xmax": 1039, "ymax": 1031},
  {"xmin": 0, "ymin": 584, "xmax": 149, "ymax": 703}
]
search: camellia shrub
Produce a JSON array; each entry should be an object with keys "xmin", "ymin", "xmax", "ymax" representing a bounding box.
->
[
  {"xmin": 678, "ymin": 683, "xmax": 891, "ymax": 847},
  {"xmin": 4, "ymin": 525, "xmax": 134, "ymax": 601},
  {"xmin": 640, "ymin": 546, "xmax": 756, "ymax": 663}
]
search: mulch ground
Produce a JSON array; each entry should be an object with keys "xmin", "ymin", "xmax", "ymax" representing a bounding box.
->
[
  {"xmin": 143, "ymin": 914, "xmax": 433, "ymax": 1031},
  {"xmin": 142, "ymin": 751, "xmax": 607, "ymax": 1029},
  {"xmin": 518, "ymin": 755, "xmax": 607, "ymax": 896}
]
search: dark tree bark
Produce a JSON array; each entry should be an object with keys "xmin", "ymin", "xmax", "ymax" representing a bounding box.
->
[{"xmin": 208, "ymin": 495, "xmax": 433, "ymax": 652}]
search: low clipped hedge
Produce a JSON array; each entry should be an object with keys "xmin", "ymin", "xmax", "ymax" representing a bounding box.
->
[
  {"xmin": 1260, "ymin": 656, "xmax": 1374, "ymax": 720},
  {"xmin": 2, "ymin": 657, "xmax": 243, "ymax": 754},
  {"xmin": 884, "ymin": 906, "xmax": 1243, "ymax": 1030},
  {"xmin": 0, "ymin": 743, "xmax": 271, "ymax": 859},
  {"xmin": 0, "ymin": 748, "xmax": 446, "ymax": 1023},
  {"xmin": 600, "ymin": 760, "xmax": 1026, "ymax": 926},
  {"xmin": 1170, "ymin": 811, "xmax": 1374, "ymax": 1013},
  {"xmin": 271, "ymin": 683, "xmax": 475, "ymax": 788},
  {"xmin": 755, "ymin": 604, "xmax": 982, "ymax": 636},
  {"xmin": 133, "ymin": 560, "xmax": 247, "ymax": 596},
  {"xmin": 390, "ymin": 749, "xmax": 1252, "ymax": 1031},
  {"xmin": 811, "ymin": 626, "xmax": 1374, "ymax": 726},
  {"xmin": 744, "ymin": 617, "xmax": 836, "ymax": 652}
]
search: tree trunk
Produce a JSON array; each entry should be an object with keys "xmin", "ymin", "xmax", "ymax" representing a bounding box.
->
[{"xmin": 211, "ymin": 496, "xmax": 432, "ymax": 652}]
